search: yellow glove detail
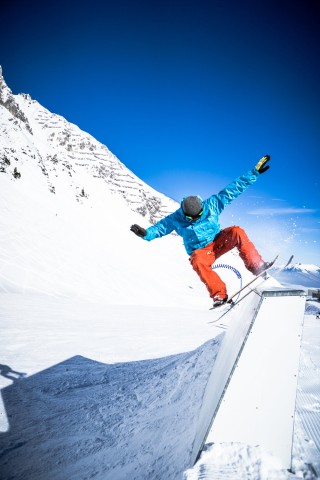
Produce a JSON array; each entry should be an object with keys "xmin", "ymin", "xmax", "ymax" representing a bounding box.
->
[{"xmin": 255, "ymin": 155, "xmax": 270, "ymax": 174}]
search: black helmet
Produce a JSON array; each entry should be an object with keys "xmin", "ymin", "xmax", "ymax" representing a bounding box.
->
[{"xmin": 182, "ymin": 196, "xmax": 203, "ymax": 217}]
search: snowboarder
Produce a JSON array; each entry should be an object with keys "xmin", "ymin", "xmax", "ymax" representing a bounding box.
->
[{"xmin": 130, "ymin": 155, "xmax": 272, "ymax": 308}]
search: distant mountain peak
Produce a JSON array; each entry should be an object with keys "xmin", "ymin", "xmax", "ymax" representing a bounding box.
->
[
  {"xmin": 272, "ymin": 262, "xmax": 320, "ymax": 289},
  {"xmin": 283, "ymin": 263, "xmax": 320, "ymax": 274},
  {"xmin": 0, "ymin": 69, "xmax": 177, "ymax": 223},
  {"xmin": 0, "ymin": 67, "xmax": 33, "ymax": 134}
]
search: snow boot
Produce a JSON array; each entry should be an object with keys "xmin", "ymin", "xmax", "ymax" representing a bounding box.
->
[{"xmin": 212, "ymin": 295, "xmax": 228, "ymax": 309}]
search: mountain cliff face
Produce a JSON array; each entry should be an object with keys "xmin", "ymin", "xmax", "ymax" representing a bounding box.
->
[{"xmin": 0, "ymin": 67, "xmax": 177, "ymax": 224}]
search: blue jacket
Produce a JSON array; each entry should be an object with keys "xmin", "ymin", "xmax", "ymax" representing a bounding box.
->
[{"xmin": 144, "ymin": 168, "xmax": 260, "ymax": 255}]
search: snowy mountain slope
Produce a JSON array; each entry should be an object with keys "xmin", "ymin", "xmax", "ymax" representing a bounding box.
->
[
  {"xmin": 0, "ymin": 67, "xmax": 205, "ymax": 305},
  {"xmin": 0, "ymin": 170, "xmax": 207, "ymax": 305},
  {"xmin": 0, "ymin": 66, "xmax": 177, "ymax": 224}
]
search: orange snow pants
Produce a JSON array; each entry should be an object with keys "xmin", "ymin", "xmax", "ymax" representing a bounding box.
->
[{"xmin": 190, "ymin": 226, "xmax": 264, "ymax": 299}]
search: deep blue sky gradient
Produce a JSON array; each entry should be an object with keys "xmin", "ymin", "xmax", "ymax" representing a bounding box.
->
[{"xmin": 1, "ymin": 0, "xmax": 319, "ymax": 263}]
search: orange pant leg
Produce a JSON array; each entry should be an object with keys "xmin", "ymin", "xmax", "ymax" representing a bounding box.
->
[
  {"xmin": 212, "ymin": 226, "xmax": 264, "ymax": 274},
  {"xmin": 190, "ymin": 243, "xmax": 227, "ymax": 299},
  {"xmin": 190, "ymin": 226, "xmax": 264, "ymax": 299}
]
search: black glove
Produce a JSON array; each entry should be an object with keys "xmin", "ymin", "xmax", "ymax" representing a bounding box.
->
[
  {"xmin": 130, "ymin": 224, "xmax": 147, "ymax": 238},
  {"xmin": 255, "ymin": 154, "xmax": 270, "ymax": 174}
]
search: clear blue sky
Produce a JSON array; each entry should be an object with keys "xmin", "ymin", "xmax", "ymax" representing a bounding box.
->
[{"xmin": 1, "ymin": 0, "xmax": 319, "ymax": 264}]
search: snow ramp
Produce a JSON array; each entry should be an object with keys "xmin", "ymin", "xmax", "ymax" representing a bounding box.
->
[{"xmin": 191, "ymin": 287, "xmax": 305, "ymax": 469}]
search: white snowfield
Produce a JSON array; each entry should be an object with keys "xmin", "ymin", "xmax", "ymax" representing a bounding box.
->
[{"xmin": 0, "ymin": 68, "xmax": 320, "ymax": 479}]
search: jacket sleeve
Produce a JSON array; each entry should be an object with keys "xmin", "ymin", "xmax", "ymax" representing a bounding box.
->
[
  {"xmin": 208, "ymin": 168, "xmax": 260, "ymax": 214},
  {"xmin": 143, "ymin": 214, "xmax": 176, "ymax": 241}
]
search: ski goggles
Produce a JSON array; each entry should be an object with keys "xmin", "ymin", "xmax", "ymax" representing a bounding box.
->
[{"xmin": 185, "ymin": 209, "xmax": 203, "ymax": 221}]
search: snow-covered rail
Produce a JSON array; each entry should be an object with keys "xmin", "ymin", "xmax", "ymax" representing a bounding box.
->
[{"xmin": 191, "ymin": 288, "xmax": 306, "ymax": 469}]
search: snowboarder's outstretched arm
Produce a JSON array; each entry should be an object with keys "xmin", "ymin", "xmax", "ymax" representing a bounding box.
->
[
  {"xmin": 209, "ymin": 155, "xmax": 271, "ymax": 213},
  {"xmin": 130, "ymin": 214, "xmax": 175, "ymax": 241},
  {"xmin": 130, "ymin": 155, "xmax": 271, "ymax": 240}
]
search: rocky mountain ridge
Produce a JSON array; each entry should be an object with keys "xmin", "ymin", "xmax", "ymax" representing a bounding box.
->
[{"xmin": 0, "ymin": 67, "xmax": 177, "ymax": 224}]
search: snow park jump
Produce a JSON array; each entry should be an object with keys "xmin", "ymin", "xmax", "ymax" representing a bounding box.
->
[{"xmin": 191, "ymin": 285, "xmax": 306, "ymax": 470}]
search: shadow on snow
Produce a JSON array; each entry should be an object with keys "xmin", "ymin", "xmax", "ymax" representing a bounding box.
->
[{"xmin": 0, "ymin": 336, "xmax": 222, "ymax": 480}]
